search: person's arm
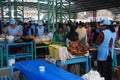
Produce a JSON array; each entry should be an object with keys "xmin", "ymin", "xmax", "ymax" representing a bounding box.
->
[
  {"xmin": 85, "ymin": 34, "xmax": 89, "ymax": 47},
  {"xmin": 31, "ymin": 28, "xmax": 34, "ymax": 36},
  {"xmin": 3, "ymin": 26, "xmax": 8, "ymax": 34},
  {"xmin": 109, "ymin": 38, "xmax": 113, "ymax": 48},
  {"xmin": 95, "ymin": 32, "xmax": 104, "ymax": 46},
  {"xmin": 17, "ymin": 29, "xmax": 23, "ymax": 36}
]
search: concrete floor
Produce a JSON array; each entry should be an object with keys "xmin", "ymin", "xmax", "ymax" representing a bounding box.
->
[
  {"xmin": 0, "ymin": 64, "xmax": 119, "ymax": 80},
  {"xmin": 14, "ymin": 65, "xmax": 120, "ymax": 80}
]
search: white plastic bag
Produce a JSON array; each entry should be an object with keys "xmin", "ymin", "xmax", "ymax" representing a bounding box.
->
[{"xmin": 82, "ymin": 69, "xmax": 105, "ymax": 80}]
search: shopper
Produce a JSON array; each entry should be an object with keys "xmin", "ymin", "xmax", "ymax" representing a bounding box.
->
[{"xmin": 76, "ymin": 22, "xmax": 89, "ymax": 46}]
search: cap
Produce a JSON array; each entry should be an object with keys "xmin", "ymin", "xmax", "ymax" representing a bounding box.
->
[
  {"xmin": 38, "ymin": 21, "xmax": 43, "ymax": 25},
  {"xmin": 100, "ymin": 19, "xmax": 111, "ymax": 26},
  {"xmin": 10, "ymin": 19, "xmax": 16, "ymax": 24}
]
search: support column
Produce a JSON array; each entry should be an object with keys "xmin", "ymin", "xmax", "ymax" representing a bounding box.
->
[
  {"xmin": 93, "ymin": 10, "xmax": 96, "ymax": 22},
  {"xmin": 68, "ymin": 0, "xmax": 71, "ymax": 21},
  {"xmin": 8, "ymin": 0, "xmax": 12, "ymax": 21},
  {"xmin": 0, "ymin": 1, "xmax": 4, "ymax": 21},
  {"xmin": 47, "ymin": 0, "xmax": 55, "ymax": 32},
  {"xmin": 37, "ymin": 0, "xmax": 40, "ymax": 22},
  {"xmin": 55, "ymin": 0, "xmax": 71, "ymax": 23},
  {"xmin": 22, "ymin": 0, "xmax": 24, "ymax": 22},
  {"xmin": 2, "ymin": 0, "xmax": 12, "ymax": 22},
  {"xmin": 14, "ymin": 0, "xmax": 17, "ymax": 20}
]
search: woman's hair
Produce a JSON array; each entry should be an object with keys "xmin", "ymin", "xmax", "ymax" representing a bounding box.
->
[
  {"xmin": 107, "ymin": 25, "xmax": 115, "ymax": 32},
  {"xmin": 23, "ymin": 23, "xmax": 28, "ymax": 27},
  {"xmin": 58, "ymin": 23, "xmax": 64, "ymax": 29},
  {"xmin": 70, "ymin": 25, "xmax": 77, "ymax": 32}
]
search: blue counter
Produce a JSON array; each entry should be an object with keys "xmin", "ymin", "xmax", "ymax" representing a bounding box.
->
[
  {"xmin": 6, "ymin": 42, "xmax": 33, "ymax": 66},
  {"xmin": 13, "ymin": 60, "xmax": 84, "ymax": 80}
]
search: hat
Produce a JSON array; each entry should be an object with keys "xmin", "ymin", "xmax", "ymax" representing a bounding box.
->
[
  {"xmin": 38, "ymin": 21, "xmax": 43, "ymax": 25},
  {"xmin": 100, "ymin": 19, "xmax": 111, "ymax": 26},
  {"xmin": 10, "ymin": 19, "xmax": 16, "ymax": 24}
]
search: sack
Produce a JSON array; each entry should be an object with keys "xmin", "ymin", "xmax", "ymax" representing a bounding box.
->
[{"xmin": 82, "ymin": 69, "xmax": 105, "ymax": 80}]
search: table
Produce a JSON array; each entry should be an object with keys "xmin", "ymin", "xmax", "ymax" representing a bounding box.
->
[
  {"xmin": 34, "ymin": 41, "xmax": 51, "ymax": 59},
  {"xmin": 56, "ymin": 56, "xmax": 90, "ymax": 73},
  {"xmin": 0, "ymin": 67, "xmax": 14, "ymax": 80},
  {"xmin": 13, "ymin": 60, "xmax": 84, "ymax": 80},
  {"xmin": 0, "ymin": 47, "xmax": 3, "ymax": 67},
  {"xmin": 114, "ymin": 48, "xmax": 120, "ymax": 66},
  {"xmin": 6, "ymin": 42, "xmax": 33, "ymax": 66},
  {"xmin": 0, "ymin": 43, "xmax": 5, "ymax": 67}
]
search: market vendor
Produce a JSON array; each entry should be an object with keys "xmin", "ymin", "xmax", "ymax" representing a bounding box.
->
[
  {"xmin": 3, "ymin": 19, "xmax": 23, "ymax": 41},
  {"xmin": 3, "ymin": 19, "xmax": 23, "ymax": 54},
  {"xmin": 95, "ymin": 19, "xmax": 116, "ymax": 80},
  {"xmin": 67, "ymin": 25, "xmax": 88, "ymax": 56},
  {"xmin": 52, "ymin": 23, "xmax": 67, "ymax": 46},
  {"xmin": 66, "ymin": 25, "xmax": 78, "ymax": 47},
  {"xmin": 36, "ymin": 21, "xmax": 45, "ymax": 37},
  {"xmin": 67, "ymin": 25, "xmax": 87, "ymax": 75},
  {"xmin": 22, "ymin": 22, "xmax": 34, "ymax": 42}
]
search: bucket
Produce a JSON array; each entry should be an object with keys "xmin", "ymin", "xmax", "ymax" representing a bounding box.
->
[
  {"xmin": 6, "ymin": 36, "xmax": 14, "ymax": 43},
  {"xmin": 8, "ymin": 59, "xmax": 15, "ymax": 66}
]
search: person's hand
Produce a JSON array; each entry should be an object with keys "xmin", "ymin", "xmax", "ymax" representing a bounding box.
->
[
  {"xmin": 3, "ymin": 30, "xmax": 8, "ymax": 34},
  {"xmin": 14, "ymin": 33, "xmax": 18, "ymax": 37}
]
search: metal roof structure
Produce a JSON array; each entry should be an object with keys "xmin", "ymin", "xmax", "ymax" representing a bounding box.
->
[
  {"xmin": 2, "ymin": 0, "xmax": 120, "ymax": 14},
  {"xmin": 2, "ymin": 0, "xmax": 120, "ymax": 11},
  {"xmin": 69, "ymin": 0, "xmax": 120, "ymax": 14},
  {"xmin": 1, "ymin": 0, "xmax": 120, "ymax": 22},
  {"xmin": 1, "ymin": 0, "xmax": 120, "ymax": 31},
  {"xmin": 14, "ymin": 0, "xmax": 120, "ymax": 13}
]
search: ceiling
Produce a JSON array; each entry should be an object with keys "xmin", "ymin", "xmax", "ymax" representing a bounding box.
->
[
  {"xmin": 2, "ymin": 0, "xmax": 120, "ymax": 14},
  {"xmin": 70, "ymin": 0, "xmax": 120, "ymax": 14}
]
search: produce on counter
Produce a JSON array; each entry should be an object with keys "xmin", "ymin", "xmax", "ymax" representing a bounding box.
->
[{"xmin": 67, "ymin": 41, "xmax": 88, "ymax": 56}]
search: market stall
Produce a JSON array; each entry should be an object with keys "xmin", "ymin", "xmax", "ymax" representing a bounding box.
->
[
  {"xmin": 6, "ymin": 42, "xmax": 33, "ymax": 66},
  {"xmin": 47, "ymin": 43, "xmax": 91, "ymax": 73}
]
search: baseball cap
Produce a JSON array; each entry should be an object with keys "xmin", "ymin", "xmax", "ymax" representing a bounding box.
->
[
  {"xmin": 10, "ymin": 19, "xmax": 16, "ymax": 24},
  {"xmin": 38, "ymin": 21, "xmax": 43, "ymax": 25},
  {"xmin": 100, "ymin": 19, "xmax": 111, "ymax": 26}
]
